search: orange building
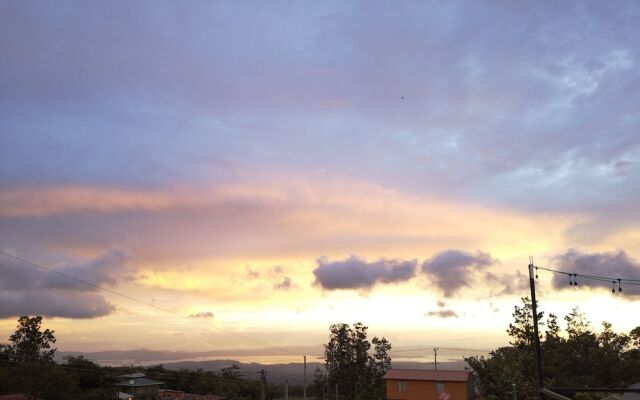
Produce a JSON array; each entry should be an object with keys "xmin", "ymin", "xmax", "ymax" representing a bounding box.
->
[{"xmin": 383, "ymin": 369, "xmax": 474, "ymax": 400}]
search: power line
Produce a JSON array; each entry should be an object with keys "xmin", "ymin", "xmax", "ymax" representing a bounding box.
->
[
  {"xmin": 390, "ymin": 346, "xmax": 491, "ymax": 354},
  {"xmin": 534, "ymin": 265, "xmax": 640, "ymax": 292},
  {"xmin": 0, "ymin": 250, "xmax": 297, "ymax": 356}
]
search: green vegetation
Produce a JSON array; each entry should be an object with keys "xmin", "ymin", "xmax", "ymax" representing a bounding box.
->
[
  {"xmin": 0, "ymin": 316, "xmax": 306, "ymax": 400},
  {"xmin": 466, "ymin": 298, "xmax": 640, "ymax": 400},
  {"xmin": 314, "ymin": 322, "xmax": 392, "ymax": 400}
]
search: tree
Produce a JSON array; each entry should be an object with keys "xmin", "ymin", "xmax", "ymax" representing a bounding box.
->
[
  {"xmin": 3, "ymin": 316, "xmax": 57, "ymax": 363},
  {"xmin": 312, "ymin": 366, "xmax": 327, "ymax": 399},
  {"xmin": 467, "ymin": 300, "xmax": 640, "ymax": 399},
  {"xmin": 323, "ymin": 322, "xmax": 391, "ymax": 400},
  {"xmin": 629, "ymin": 326, "xmax": 640, "ymax": 348}
]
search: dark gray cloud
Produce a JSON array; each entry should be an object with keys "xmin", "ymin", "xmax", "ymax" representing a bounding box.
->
[
  {"xmin": 313, "ymin": 255, "xmax": 417, "ymax": 290},
  {"xmin": 0, "ymin": 249, "xmax": 130, "ymax": 291},
  {"xmin": 425, "ymin": 309, "xmax": 459, "ymax": 319},
  {"xmin": 189, "ymin": 311, "xmax": 214, "ymax": 319},
  {"xmin": 0, "ymin": 249, "xmax": 129, "ymax": 318},
  {"xmin": 552, "ymin": 249, "xmax": 640, "ymax": 297},
  {"xmin": 0, "ymin": 290, "xmax": 114, "ymax": 319},
  {"xmin": 422, "ymin": 250, "xmax": 495, "ymax": 297}
]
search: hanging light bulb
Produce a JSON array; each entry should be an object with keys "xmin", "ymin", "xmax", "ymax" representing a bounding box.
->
[
  {"xmin": 573, "ymin": 274, "xmax": 578, "ymax": 287},
  {"xmin": 612, "ymin": 281, "xmax": 616, "ymax": 293},
  {"xmin": 569, "ymin": 274, "xmax": 573, "ymax": 286},
  {"xmin": 618, "ymin": 279, "xmax": 622, "ymax": 293},
  {"xmin": 535, "ymin": 267, "xmax": 538, "ymax": 279}
]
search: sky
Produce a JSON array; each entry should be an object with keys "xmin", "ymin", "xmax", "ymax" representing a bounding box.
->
[{"xmin": 1, "ymin": 0, "xmax": 640, "ymax": 359}]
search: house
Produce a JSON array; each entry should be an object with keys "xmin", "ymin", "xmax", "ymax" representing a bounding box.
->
[
  {"xmin": 383, "ymin": 369, "xmax": 474, "ymax": 400},
  {"xmin": 116, "ymin": 373, "xmax": 164, "ymax": 400},
  {"xmin": 158, "ymin": 390, "xmax": 226, "ymax": 400}
]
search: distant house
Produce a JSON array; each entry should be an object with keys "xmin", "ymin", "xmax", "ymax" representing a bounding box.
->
[
  {"xmin": 383, "ymin": 369, "xmax": 474, "ymax": 400},
  {"xmin": 116, "ymin": 373, "xmax": 164, "ymax": 400},
  {"xmin": 158, "ymin": 390, "xmax": 226, "ymax": 400}
]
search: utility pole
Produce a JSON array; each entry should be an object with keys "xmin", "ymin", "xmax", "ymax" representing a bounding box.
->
[
  {"xmin": 303, "ymin": 355, "xmax": 307, "ymax": 400},
  {"xmin": 512, "ymin": 383, "xmax": 517, "ymax": 400},
  {"xmin": 433, "ymin": 347, "xmax": 439, "ymax": 370},
  {"xmin": 284, "ymin": 378, "xmax": 289, "ymax": 400},
  {"xmin": 260, "ymin": 369, "xmax": 267, "ymax": 400},
  {"xmin": 335, "ymin": 384, "xmax": 338, "ymax": 400},
  {"xmin": 528, "ymin": 257, "xmax": 543, "ymax": 400}
]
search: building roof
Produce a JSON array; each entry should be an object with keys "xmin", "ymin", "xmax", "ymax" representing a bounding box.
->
[
  {"xmin": 383, "ymin": 369, "xmax": 470, "ymax": 382},
  {"xmin": 117, "ymin": 377, "xmax": 165, "ymax": 387},
  {"xmin": 120, "ymin": 372, "xmax": 146, "ymax": 379},
  {"xmin": 118, "ymin": 392, "xmax": 135, "ymax": 400}
]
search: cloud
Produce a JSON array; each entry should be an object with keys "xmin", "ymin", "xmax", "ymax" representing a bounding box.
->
[
  {"xmin": 242, "ymin": 264, "xmax": 294, "ymax": 290},
  {"xmin": 425, "ymin": 309, "xmax": 459, "ymax": 318},
  {"xmin": 484, "ymin": 270, "xmax": 529, "ymax": 297},
  {"xmin": 0, "ymin": 249, "xmax": 130, "ymax": 291},
  {"xmin": 274, "ymin": 277, "xmax": 293, "ymax": 290},
  {"xmin": 421, "ymin": 250, "xmax": 496, "ymax": 297},
  {"xmin": 244, "ymin": 265, "xmax": 260, "ymax": 279},
  {"xmin": 0, "ymin": 249, "xmax": 129, "ymax": 318},
  {"xmin": 0, "ymin": 290, "xmax": 114, "ymax": 319},
  {"xmin": 313, "ymin": 255, "xmax": 417, "ymax": 290},
  {"xmin": 189, "ymin": 311, "xmax": 214, "ymax": 319},
  {"xmin": 552, "ymin": 249, "xmax": 640, "ymax": 297}
]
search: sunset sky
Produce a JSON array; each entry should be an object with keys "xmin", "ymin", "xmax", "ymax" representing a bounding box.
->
[{"xmin": 1, "ymin": 1, "xmax": 640, "ymax": 358}]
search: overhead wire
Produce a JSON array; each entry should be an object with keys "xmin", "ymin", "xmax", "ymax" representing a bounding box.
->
[
  {"xmin": 390, "ymin": 346, "xmax": 491, "ymax": 354},
  {"xmin": 533, "ymin": 264, "xmax": 640, "ymax": 293},
  {"xmin": 0, "ymin": 250, "xmax": 298, "ymax": 356}
]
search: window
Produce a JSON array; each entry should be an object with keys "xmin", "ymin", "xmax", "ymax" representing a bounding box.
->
[
  {"xmin": 397, "ymin": 380, "xmax": 407, "ymax": 392},
  {"xmin": 436, "ymin": 382, "xmax": 446, "ymax": 393}
]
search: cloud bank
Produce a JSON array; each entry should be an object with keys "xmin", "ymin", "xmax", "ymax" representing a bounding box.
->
[
  {"xmin": 0, "ymin": 249, "xmax": 129, "ymax": 318},
  {"xmin": 552, "ymin": 249, "xmax": 640, "ymax": 297},
  {"xmin": 313, "ymin": 255, "xmax": 417, "ymax": 290},
  {"xmin": 421, "ymin": 250, "xmax": 496, "ymax": 297}
]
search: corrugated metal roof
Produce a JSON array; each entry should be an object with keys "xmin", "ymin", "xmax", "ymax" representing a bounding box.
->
[
  {"xmin": 117, "ymin": 377, "xmax": 164, "ymax": 387},
  {"xmin": 383, "ymin": 369, "xmax": 469, "ymax": 382},
  {"xmin": 120, "ymin": 372, "xmax": 146, "ymax": 379}
]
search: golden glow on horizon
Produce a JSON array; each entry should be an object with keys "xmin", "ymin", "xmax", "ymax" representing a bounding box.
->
[{"xmin": 0, "ymin": 174, "xmax": 638, "ymax": 353}]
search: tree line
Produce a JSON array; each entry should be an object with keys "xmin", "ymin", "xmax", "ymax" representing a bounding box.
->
[
  {"xmin": 0, "ymin": 317, "xmax": 392, "ymax": 400},
  {"xmin": 0, "ymin": 316, "xmax": 307, "ymax": 399},
  {"xmin": 466, "ymin": 297, "xmax": 640, "ymax": 400}
]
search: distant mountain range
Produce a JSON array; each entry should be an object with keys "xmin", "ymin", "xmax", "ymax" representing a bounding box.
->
[{"xmin": 56, "ymin": 348, "xmax": 468, "ymax": 386}]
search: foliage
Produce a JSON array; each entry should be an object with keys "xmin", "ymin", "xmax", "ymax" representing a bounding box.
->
[
  {"xmin": 466, "ymin": 298, "xmax": 640, "ymax": 399},
  {"xmin": 3, "ymin": 315, "xmax": 57, "ymax": 363},
  {"xmin": 322, "ymin": 322, "xmax": 391, "ymax": 400},
  {"xmin": 0, "ymin": 316, "xmax": 307, "ymax": 400}
]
